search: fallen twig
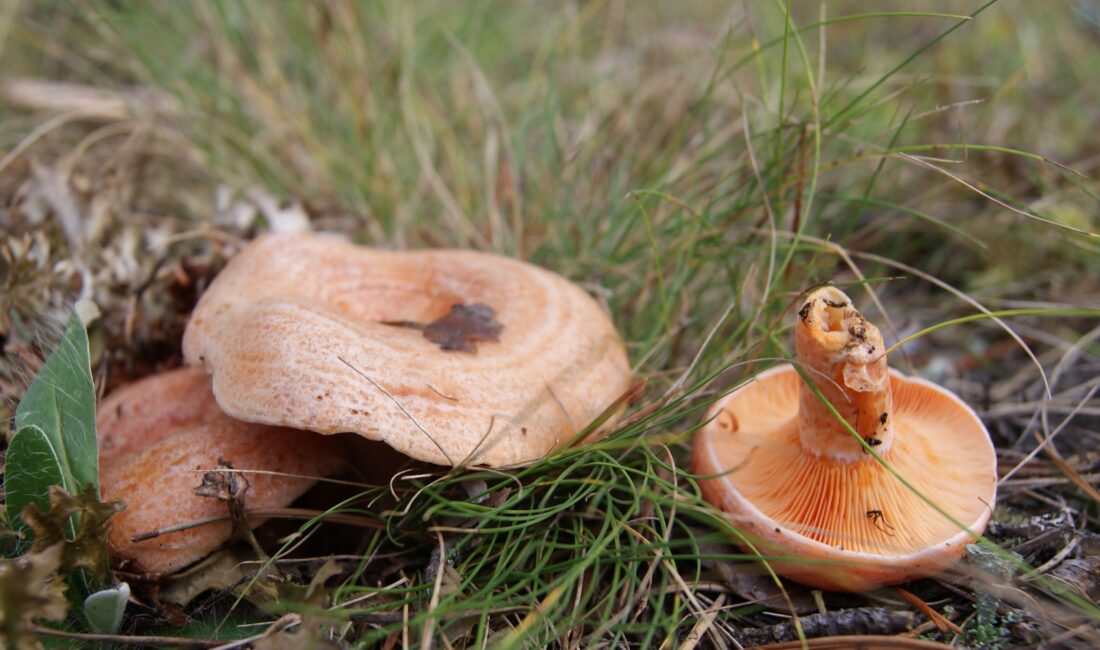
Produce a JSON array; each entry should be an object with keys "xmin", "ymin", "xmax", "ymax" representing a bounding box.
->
[
  {"xmin": 733, "ymin": 607, "xmax": 917, "ymax": 647},
  {"xmin": 751, "ymin": 634, "xmax": 952, "ymax": 649},
  {"xmin": 131, "ymin": 507, "xmax": 385, "ymax": 542},
  {"xmin": 893, "ymin": 587, "xmax": 962, "ymax": 635},
  {"xmin": 32, "ymin": 626, "xmax": 220, "ymax": 648}
]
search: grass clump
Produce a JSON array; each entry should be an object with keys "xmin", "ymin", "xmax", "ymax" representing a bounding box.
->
[{"xmin": 1, "ymin": 0, "xmax": 1099, "ymax": 647}]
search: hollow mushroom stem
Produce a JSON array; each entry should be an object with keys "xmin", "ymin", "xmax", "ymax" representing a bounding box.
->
[
  {"xmin": 694, "ymin": 284, "xmax": 997, "ymax": 590},
  {"xmin": 795, "ymin": 287, "xmax": 894, "ymax": 461}
]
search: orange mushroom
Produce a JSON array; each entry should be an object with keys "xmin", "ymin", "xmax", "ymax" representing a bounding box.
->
[
  {"xmin": 182, "ymin": 233, "xmax": 632, "ymax": 468},
  {"xmin": 98, "ymin": 367, "xmax": 348, "ymax": 575},
  {"xmin": 97, "ymin": 365, "xmax": 224, "ymax": 463},
  {"xmin": 693, "ymin": 286, "xmax": 997, "ymax": 591}
]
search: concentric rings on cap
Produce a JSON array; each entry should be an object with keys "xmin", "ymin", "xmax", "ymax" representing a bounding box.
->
[{"xmin": 182, "ymin": 234, "xmax": 633, "ymax": 467}]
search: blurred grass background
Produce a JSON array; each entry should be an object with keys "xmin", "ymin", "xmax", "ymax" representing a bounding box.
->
[{"xmin": 1, "ymin": 0, "xmax": 1099, "ymax": 647}]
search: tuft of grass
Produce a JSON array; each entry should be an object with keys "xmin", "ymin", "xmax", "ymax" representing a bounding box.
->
[{"xmin": 1, "ymin": 0, "xmax": 1099, "ymax": 647}]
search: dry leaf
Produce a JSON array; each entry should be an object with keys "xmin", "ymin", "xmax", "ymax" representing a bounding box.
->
[
  {"xmin": 20, "ymin": 485, "xmax": 123, "ymax": 580},
  {"xmin": 0, "ymin": 544, "xmax": 69, "ymax": 650},
  {"xmin": 158, "ymin": 549, "xmax": 250, "ymax": 607},
  {"xmin": 252, "ymin": 559, "xmax": 345, "ymax": 650},
  {"xmin": 385, "ymin": 303, "xmax": 503, "ymax": 353}
]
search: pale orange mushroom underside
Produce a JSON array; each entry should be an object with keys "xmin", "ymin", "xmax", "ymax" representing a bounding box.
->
[{"xmin": 694, "ymin": 287, "xmax": 997, "ymax": 591}]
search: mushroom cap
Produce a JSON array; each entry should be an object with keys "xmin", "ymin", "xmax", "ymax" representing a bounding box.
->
[
  {"xmin": 693, "ymin": 364, "xmax": 997, "ymax": 591},
  {"xmin": 182, "ymin": 233, "xmax": 632, "ymax": 468},
  {"xmin": 98, "ymin": 368, "xmax": 348, "ymax": 575},
  {"xmin": 97, "ymin": 365, "xmax": 224, "ymax": 463}
]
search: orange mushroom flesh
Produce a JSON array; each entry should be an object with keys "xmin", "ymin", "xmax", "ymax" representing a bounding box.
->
[
  {"xmin": 98, "ymin": 368, "xmax": 349, "ymax": 575},
  {"xmin": 693, "ymin": 287, "xmax": 997, "ymax": 591}
]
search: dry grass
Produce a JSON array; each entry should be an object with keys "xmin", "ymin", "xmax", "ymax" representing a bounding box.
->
[{"xmin": 1, "ymin": 1, "xmax": 1099, "ymax": 647}]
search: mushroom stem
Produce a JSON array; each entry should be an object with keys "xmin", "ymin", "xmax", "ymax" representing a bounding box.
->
[{"xmin": 795, "ymin": 287, "xmax": 894, "ymax": 461}]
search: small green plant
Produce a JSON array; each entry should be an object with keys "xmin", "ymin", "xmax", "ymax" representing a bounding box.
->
[
  {"xmin": 5, "ymin": 311, "xmax": 99, "ymax": 550},
  {"xmin": 1, "ymin": 311, "xmax": 120, "ymax": 646}
]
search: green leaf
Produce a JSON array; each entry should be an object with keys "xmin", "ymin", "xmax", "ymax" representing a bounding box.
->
[
  {"xmin": 83, "ymin": 582, "xmax": 128, "ymax": 634},
  {"xmin": 5, "ymin": 312, "xmax": 99, "ymax": 548},
  {"xmin": 4, "ymin": 427, "xmax": 67, "ymax": 543}
]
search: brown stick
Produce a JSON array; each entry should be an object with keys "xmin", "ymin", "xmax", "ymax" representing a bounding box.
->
[
  {"xmin": 751, "ymin": 635, "xmax": 953, "ymax": 649},
  {"xmin": 32, "ymin": 626, "xmax": 221, "ymax": 648},
  {"xmin": 132, "ymin": 507, "xmax": 384, "ymax": 542},
  {"xmin": 732, "ymin": 607, "xmax": 917, "ymax": 647},
  {"xmin": 894, "ymin": 586, "xmax": 963, "ymax": 635}
]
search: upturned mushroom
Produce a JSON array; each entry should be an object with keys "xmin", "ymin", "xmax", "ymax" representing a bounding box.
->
[
  {"xmin": 693, "ymin": 286, "xmax": 997, "ymax": 591},
  {"xmin": 98, "ymin": 367, "xmax": 349, "ymax": 575},
  {"xmin": 182, "ymin": 233, "xmax": 633, "ymax": 468}
]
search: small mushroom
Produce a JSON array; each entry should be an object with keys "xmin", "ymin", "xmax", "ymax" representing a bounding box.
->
[
  {"xmin": 182, "ymin": 233, "xmax": 633, "ymax": 467},
  {"xmin": 98, "ymin": 368, "xmax": 348, "ymax": 575},
  {"xmin": 693, "ymin": 286, "xmax": 997, "ymax": 591}
]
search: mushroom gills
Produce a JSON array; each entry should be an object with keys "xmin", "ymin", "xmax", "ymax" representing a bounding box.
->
[{"xmin": 693, "ymin": 286, "xmax": 998, "ymax": 590}]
